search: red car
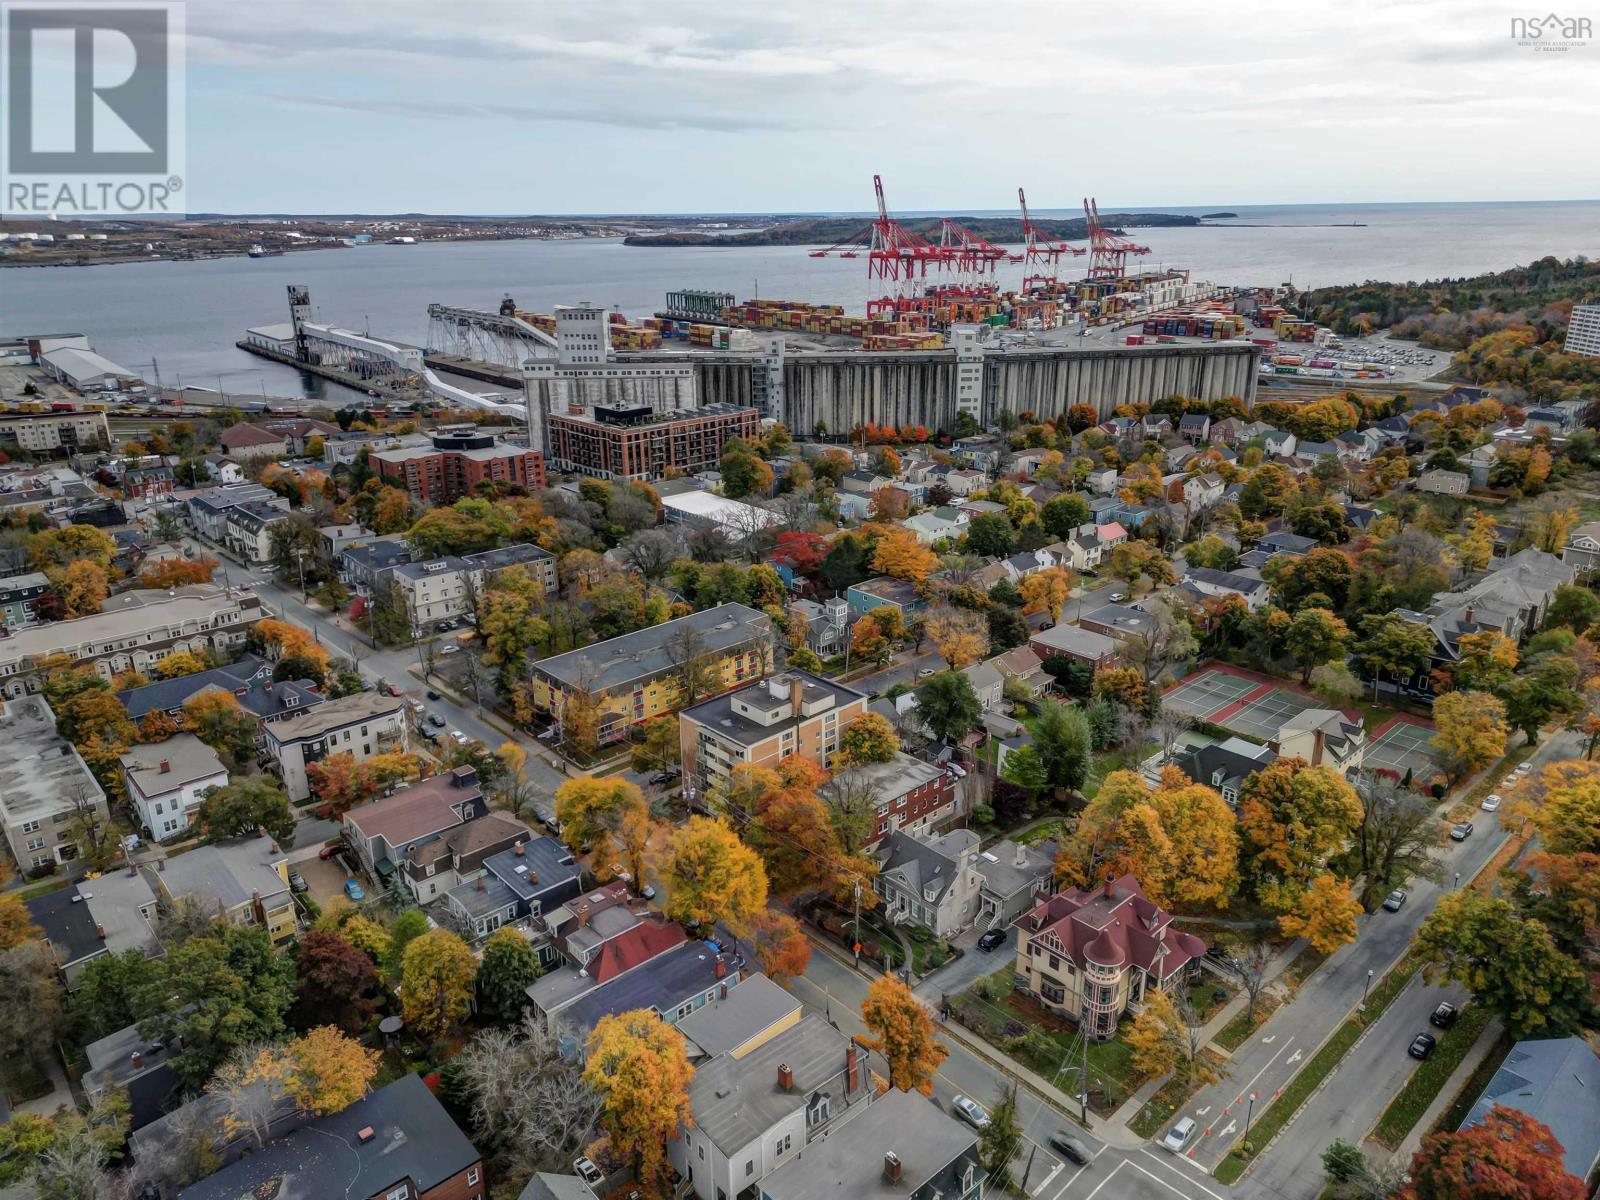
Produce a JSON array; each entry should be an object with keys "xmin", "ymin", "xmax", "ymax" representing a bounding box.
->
[
  {"xmin": 318, "ymin": 843, "xmax": 343, "ymax": 860},
  {"xmin": 382, "ymin": 682, "xmax": 402, "ymax": 698}
]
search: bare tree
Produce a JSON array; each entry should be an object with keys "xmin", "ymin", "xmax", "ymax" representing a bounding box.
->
[
  {"xmin": 721, "ymin": 501, "xmax": 782, "ymax": 563},
  {"xmin": 1352, "ymin": 772, "xmax": 1443, "ymax": 909},
  {"xmin": 206, "ymin": 1042, "xmax": 293, "ymax": 1152},
  {"xmin": 460, "ymin": 652, "xmax": 495, "ymax": 713},
  {"xmin": 1217, "ymin": 925, "xmax": 1276, "ymax": 1025},
  {"xmin": 459, "ymin": 567, "xmax": 486, "ymax": 636},
  {"xmin": 454, "ymin": 1015, "xmax": 601, "ymax": 1177},
  {"xmin": 688, "ymin": 524, "xmax": 736, "ymax": 563},
  {"xmin": 619, "ymin": 528, "xmax": 685, "ymax": 583},
  {"xmin": 1148, "ymin": 704, "xmax": 1192, "ymax": 767},
  {"xmin": 768, "ymin": 486, "xmax": 819, "ymax": 532},
  {"xmin": 123, "ymin": 1092, "xmax": 225, "ymax": 1197},
  {"xmin": 664, "ymin": 624, "xmax": 717, "ymax": 706},
  {"xmin": 821, "ymin": 768, "xmax": 880, "ymax": 855}
]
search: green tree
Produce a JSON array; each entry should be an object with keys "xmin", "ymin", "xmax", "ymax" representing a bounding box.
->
[
  {"xmin": 401, "ymin": 929, "xmax": 478, "ymax": 1040},
  {"xmin": 195, "ymin": 775, "xmax": 295, "ymax": 845},
  {"xmin": 135, "ymin": 925, "xmax": 296, "ymax": 1085},
  {"xmin": 1040, "ymin": 494, "xmax": 1091, "ymax": 539},
  {"xmin": 999, "ymin": 743, "xmax": 1047, "ymax": 796},
  {"xmin": 475, "ymin": 927, "xmax": 543, "ymax": 1023},
  {"xmin": 1284, "ymin": 607, "xmax": 1352, "ymax": 684},
  {"xmin": 979, "ymin": 1083, "xmax": 1023, "ymax": 1190},
  {"xmin": 964, "ymin": 512, "xmax": 1017, "ymax": 557},
  {"xmin": 384, "ymin": 909, "xmax": 431, "ymax": 980},
  {"xmin": 1031, "ymin": 698, "xmax": 1092, "ymax": 792},
  {"xmin": 1543, "ymin": 584, "xmax": 1600, "ymax": 633},
  {"xmin": 1352, "ymin": 613, "xmax": 1436, "ymax": 701},
  {"xmin": 913, "ymin": 671, "xmax": 982, "ymax": 744},
  {"xmin": 1413, "ymin": 892, "xmax": 1587, "ymax": 1039},
  {"xmin": 73, "ymin": 948, "xmax": 160, "ymax": 1040}
]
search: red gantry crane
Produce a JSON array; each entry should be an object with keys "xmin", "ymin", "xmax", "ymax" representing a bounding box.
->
[
  {"xmin": 808, "ymin": 175, "xmax": 946, "ymax": 318},
  {"xmin": 934, "ymin": 217, "xmax": 1017, "ymax": 295},
  {"xmin": 1082, "ymin": 196, "xmax": 1151, "ymax": 282},
  {"xmin": 1017, "ymin": 186, "xmax": 1085, "ymax": 292}
]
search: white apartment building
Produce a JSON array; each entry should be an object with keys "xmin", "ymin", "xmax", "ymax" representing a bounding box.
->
[
  {"xmin": 119, "ymin": 735, "xmax": 230, "ymax": 840},
  {"xmin": 1565, "ymin": 305, "xmax": 1600, "ymax": 359},
  {"xmin": 263, "ymin": 692, "xmax": 409, "ymax": 802},
  {"xmin": 0, "ymin": 410, "xmax": 111, "ymax": 454},
  {"xmin": 0, "ymin": 586, "xmax": 264, "ymax": 698},
  {"xmin": 390, "ymin": 543, "xmax": 557, "ymax": 635}
]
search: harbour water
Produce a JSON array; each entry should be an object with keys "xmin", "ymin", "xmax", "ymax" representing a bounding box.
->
[{"xmin": 0, "ymin": 200, "xmax": 1594, "ymax": 403}]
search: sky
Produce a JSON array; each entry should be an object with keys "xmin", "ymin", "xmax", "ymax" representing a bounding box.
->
[{"xmin": 179, "ymin": 0, "xmax": 1600, "ymax": 214}]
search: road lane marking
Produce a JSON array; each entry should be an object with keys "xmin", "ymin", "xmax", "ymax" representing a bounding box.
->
[
  {"xmin": 1218, "ymin": 1120, "xmax": 1236, "ymax": 1138},
  {"xmin": 1137, "ymin": 1150, "xmax": 1232, "ymax": 1199},
  {"xmin": 1127, "ymin": 1158, "xmax": 1216, "ymax": 1200},
  {"xmin": 1195, "ymin": 1106, "xmax": 1211, "ymax": 1116},
  {"xmin": 1261, "ymin": 1035, "xmax": 1276, "ymax": 1043},
  {"xmin": 1070, "ymin": 1158, "xmax": 1128, "ymax": 1200},
  {"xmin": 1287, "ymin": 1049, "xmax": 1304, "ymax": 1064},
  {"xmin": 1030, "ymin": 1163, "xmax": 1063, "ymax": 1197},
  {"xmin": 1198, "ymin": 1036, "xmax": 1296, "ymax": 1159}
]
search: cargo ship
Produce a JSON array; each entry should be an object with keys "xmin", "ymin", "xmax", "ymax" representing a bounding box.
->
[{"xmin": 246, "ymin": 244, "xmax": 283, "ymax": 258}]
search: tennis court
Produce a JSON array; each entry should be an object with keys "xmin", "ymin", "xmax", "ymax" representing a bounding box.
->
[
  {"xmin": 1162, "ymin": 665, "xmax": 1327, "ymax": 740},
  {"xmin": 1365, "ymin": 717, "xmax": 1440, "ymax": 779}
]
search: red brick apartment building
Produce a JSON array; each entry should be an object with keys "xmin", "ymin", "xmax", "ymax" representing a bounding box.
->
[
  {"xmin": 546, "ymin": 402, "xmax": 760, "ymax": 482},
  {"xmin": 372, "ymin": 427, "xmax": 545, "ymax": 503}
]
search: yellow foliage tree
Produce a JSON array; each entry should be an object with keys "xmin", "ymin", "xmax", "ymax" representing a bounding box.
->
[
  {"xmin": 400, "ymin": 929, "xmax": 477, "ymax": 1040},
  {"xmin": 924, "ymin": 605, "xmax": 989, "ymax": 669},
  {"xmin": 1277, "ymin": 872, "xmax": 1362, "ymax": 953},
  {"xmin": 555, "ymin": 775, "xmax": 647, "ymax": 856},
  {"xmin": 49, "ymin": 559, "xmax": 110, "ymax": 618},
  {"xmin": 1431, "ymin": 689, "xmax": 1509, "ymax": 780},
  {"xmin": 1019, "ymin": 566, "xmax": 1074, "ymax": 621},
  {"xmin": 154, "ymin": 649, "xmax": 210, "ymax": 679},
  {"xmin": 659, "ymin": 816, "xmax": 768, "ymax": 932},
  {"xmin": 584, "ymin": 1009, "xmax": 696, "ymax": 1194},
  {"xmin": 283, "ymin": 1026, "xmax": 380, "ymax": 1116},
  {"xmin": 1123, "ymin": 987, "xmax": 1182, "ymax": 1080},
  {"xmin": 871, "ymin": 527, "xmax": 938, "ymax": 583}
]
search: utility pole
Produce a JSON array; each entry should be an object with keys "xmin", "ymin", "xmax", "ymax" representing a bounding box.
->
[
  {"xmin": 1078, "ymin": 1028, "xmax": 1089, "ymax": 1125},
  {"xmin": 853, "ymin": 879, "xmax": 862, "ymax": 967}
]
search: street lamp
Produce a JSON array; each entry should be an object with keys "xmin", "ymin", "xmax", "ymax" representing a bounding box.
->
[
  {"xmin": 1453, "ymin": 871, "xmax": 1461, "ymax": 890},
  {"xmin": 1243, "ymin": 1091, "xmax": 1257, "ymax": 1145},
  {"xmin": 1360, "ymin": 968, "xmax": 1374, "ymax": 1011}
]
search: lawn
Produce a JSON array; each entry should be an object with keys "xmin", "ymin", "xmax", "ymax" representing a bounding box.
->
[
  {"xmin": 1371, "ymin": 1004, "xmax": 1495, "ymax": 1149},
  {"xmin": 807, "ymin": 900, "xmax": 906, "ymax": 970},
  {"xmin": 1215, "ymin": 955, "xmax": 1420, "ymax": 1185},
  {"xmin": 15, "ymin": 875, "xmax": 71, "ymax": 901},
  {"xmin": 952, "ymin": 968, "xmax": 1144, "ymax": 1117}
]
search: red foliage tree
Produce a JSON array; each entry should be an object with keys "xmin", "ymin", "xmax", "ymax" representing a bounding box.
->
[
  {"xmin": 291, "ymin": 930, "xmax": 383, "ymax": 1034},
  {"xmin": 1399, "ymin": 1105, "xmax": 1586, "ymax": 1200},
  {"xmin": 774, "ymin": 531, "xmax": 830, "ymax": 579}
]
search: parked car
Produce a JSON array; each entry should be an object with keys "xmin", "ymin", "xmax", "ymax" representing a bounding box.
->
[
  {"xmin": 1480, "ymin": 794, "xmax": 1501, "ymax": 812},
  {"xmin": 951, "ymin": 1095, "xmax": 990, "ymax": 1131},
  {"xmin": 1430, "ymin": 1002, "xmax": 1459, "ymax": 1029},
  {"xmin": 382, "ymin": 682, "xmax": 402, "ymax": 697},
  {"xmin": 343, "ymin": 879, "xmax": 365, "ymax": 901},
  {"xmin": 917, "ymin": 668, "xmax": 936, "ymax": 679},
  {"xmin": 648, "ymin": 771, "xmax": 674, "ymax": 786},
  {"xmin": 1161, "ymin": 1117, "xmax": 1197, "ymax": 1152},
  {"xmin": 1382, "ymin": 889, "xmax": 1408, "ymax": 912},
  {"xmin": 440, "ymin": 645, "xmax": 461, "ymax": 655},
  {"xmin": 1048, "ymin": 1133, "xmax": 1093, "ymax": 1165},
  {"xmin": 427, "ymin": 714, "xmax": 447, "ymax": 729},
  {"xmin": 977, "ymin": 928, "xmax": 1007, "ymax": 952},
  {"xmin": 287, "ymin": 872, "xmax": 308, "ymax": 893},
  {"xmin": 1408, "ymin": 1032, "xmax": 1437, "ymax": 1060},
  {"xmin": 426, "ymin": 689, "xmax": 441, "ymax": 701},
  {"xmin": 318, "ymin": 842, "xmax": 343, "ymax": 860},
  {"xmin": 1450, "ymin": 821, "xmax": 1474, "ymax": 841},
  {"xmin": 1108, "ymin": 591, "xmax": 1127, "ymax": 602},
  {"xmin": 450, "ymin": 730, "xmax": 471, "ymax": 745}
]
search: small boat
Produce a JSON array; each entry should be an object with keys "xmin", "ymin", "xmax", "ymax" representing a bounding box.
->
[{"xmin": 246, "ymin": 244, "xmax": 282, "ymax": 258}]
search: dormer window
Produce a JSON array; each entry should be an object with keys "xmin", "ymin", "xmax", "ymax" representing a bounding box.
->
[{"xmin": 807, "ymin": 1093, "xmax": 830, "ymax": 1126}]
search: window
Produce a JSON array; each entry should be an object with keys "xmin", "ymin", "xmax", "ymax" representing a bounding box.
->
[
  {"xmin": 1041, "ymin": 979, "xmax": 1065, "ymax": 1005},
  {"xmin": 963, "ymin": 1162, "xmax": 976, "ymax": 1194},
  {"xmin": 697, "ymin": 1143, "xmax": 705, "ymax": 1161},
  {"xmin": 467, "ymin": 1168, "xmax": 479, "ymax": 1186},
  {"xmin": 20, "ymin": 819, "xmax": 39, "ymax": 834},
  {"xmin": 808, "ymin": 1093, "xmax": 831, "ymax": 1126},
  {"xmin": 25, "ymin": 837, "xmax": 45, "ymax": 852},
  {"xmin": 775, "ymin": 1133, "xmax": 792, "ymax": 1156},
  {"xmin": 746, "ymin": 1160, "xmax": 755, "ymax": 1177},
  {"xmin": 385, "ymin": 1188, "xmax": 408, "ymax": 1200}
]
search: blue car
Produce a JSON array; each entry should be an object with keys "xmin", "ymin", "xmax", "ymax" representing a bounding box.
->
[{"xmin": 344, "ymin": 879, "xmax": 365, "ymax": 901}]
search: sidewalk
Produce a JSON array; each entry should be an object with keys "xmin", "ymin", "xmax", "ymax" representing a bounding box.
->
[{"xmin": 1372, "ymin": 1017, "xmax": 1503, "ymax": 1166}]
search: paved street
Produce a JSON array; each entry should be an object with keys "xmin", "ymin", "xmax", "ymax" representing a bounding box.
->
[
  {"xmin": 1174, "ymin": 727, "xmax": 1580, "ymax": 1182},
  {"xmin": 849, "ymin": 649, "xmax": 946, "ymax": 697},
  {"xmin": 788, "ymin": 944, "xmax": 1230, "ymax": 1200}
]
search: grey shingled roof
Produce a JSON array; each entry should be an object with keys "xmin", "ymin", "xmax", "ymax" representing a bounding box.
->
[
  {"xmin": 675, "ymin": 972, "xmax": 801, "ymax": 1059},
  {"xmin": 532, "ymin": 603, "xmax": 771, "ymax": 693},
  {"xmin": 1463, "ymin": 1037, "xmax": 1600, "ymax": 1179}
]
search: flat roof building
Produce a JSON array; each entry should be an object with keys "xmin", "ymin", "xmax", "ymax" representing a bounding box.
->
[
  {"xmin": 0, "ymin": 696, "xmax": 109, "ymax": 872},
  {"xmin": 546, "ymin": 402, "xmax": 760, "ymax": 482}
]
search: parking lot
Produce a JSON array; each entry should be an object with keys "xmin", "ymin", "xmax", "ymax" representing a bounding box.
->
[{"xmin": 291, "ymin": 851, "xmax": 354, "ymax": 908}]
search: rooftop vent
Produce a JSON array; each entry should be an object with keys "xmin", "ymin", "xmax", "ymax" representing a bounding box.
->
[{"xmin": 356, "ymin": 1126, "xmax": 376, "ymax": 1143}]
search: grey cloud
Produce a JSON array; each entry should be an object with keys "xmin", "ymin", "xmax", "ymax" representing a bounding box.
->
[{"xmin": 255, "ymin": 91, "xmax": 816, "ymax": 133}]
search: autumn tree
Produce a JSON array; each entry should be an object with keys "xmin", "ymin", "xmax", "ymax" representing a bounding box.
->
[
  {"xmin": 1057, "ymin": 768, "xmax": 1238, "ymax": 910},
  {"xmin": 1277, "ymin": 872, "xmax": 1362, "ymax": 953},
  {"xmin": 1236, "ymin": 760, "xmax": 1363, "ymax": 912},
  {"xmin": 744, "ymin": 910, "xmax": 812, "ymax": 984},
  {"xmin": 476, "ymin": 926, "xmax": 543, "ymax": 1023},
  {"xmin": 400, "ymin": 928, "xmax": 477, "ymax": 1040},
  {"xmin": 554, "ymin": 775, "xmax": 647, "ymax": 857},
  {"xmin": 1453, "ymin": 630, "xmax": 1519, "ymax": 693},
  {"xmin": 1399, "ymin": 1105, "xmax": 1586, "ymax": 1200},
  {"xmin": 1430, "ymin": 689, "xmax": 1508, "ymax": 780},
  {"xmin": 153, "ymin": 649, "xmax": 211, "ymax": 679},
  {"xmin": 0, "ymin": 892, "xmax": 41, "ymax": 952},
  {"xmin": 141, "ymin": 558, "xmax": 220, "ymax": 589},
  {"xmin": 924, "ymin": 604, "xmax": 989, "ymax": 669},
  {"xmin": 1413, "ymin": 892, "xmax": 1586, "ymax": 1038},
  {"xmin": 290, "ymin": 931, "xmax": 382, "ymax": 1034},
  {"xmin": 1019, "ymin": 566, "xmax": 1073, "ymax": 622},
  {"xmin": 659, "ymin": 816, "xmax": 768, "ymax": 932},
  {"xmin": 583, "ymin": 1009, "xmax": 695, "ymax": 1194},
  {"xmin": 47, "ymin": 556, "xmax": 110, "ymax": 616},
  {"xmin": 630, "ymin": 716, "xmax": 682, "ymax": 774},
  {"xmin": 859, "ymin": 975, "xmax": 947, "ymax": 1095},
  {"xmin": 1091, "ymin": 666, "xmax": 1150, "ymax": 715},
  {"xmin": 871, "ymin": 526, "xmax": 938, "ymax": 583},
  {"xmin": 837, "ymin": 712, "xmax": 899, "ymax": 765},
  {"xmin": 283, "ymin": 1026, "xmax": 379, "ymax": 1116},
  {"xmin": 1124, "ymin": 986, "xmax": 1182, "ymax": 1080},
  {"xmin": 180, "ymin": 690, "xmax": 260, "ymax": 769},
  {"xmin": 849, "ymin": 614, "xmax": 889, "ymax": 665}
]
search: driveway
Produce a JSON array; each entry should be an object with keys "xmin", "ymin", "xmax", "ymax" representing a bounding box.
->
[
  {"xmin": 915, "ymin": 926, "xmax": 1015, "ymax": 1005},
  {"xmin": 294, "ymin": 853, "xmax": 351, "ymax": 908}
]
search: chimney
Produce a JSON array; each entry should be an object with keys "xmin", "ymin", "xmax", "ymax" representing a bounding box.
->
[
  {"xmin": 883, "ymin": 1152, "xmax": 902, "ymax": 1184},
  {"xmin": 846, "ymin": 1043, "xmax": 860, "ymax": 1092},
  {"xmin": 514, "ymin": 842, "xmax": 525, "ymax": 856},
  {"xmin": 95, "ymin": 923, "xmax": 105, "ymax": 939},
  {"xmin": 778, "ymin": 1063, "xmax": 793, "ymax": 1091},
  {"xmin": 130, "ymin": 1051, "xmax": 143, "ymax": 1071},
  {"xmin": 158, "ymin": 858, "xmax": 165, "ymax": 871},
  {"xmin": 158, "ymin": 759, "xmax": 170, "ymax": 774},
  {"xmin": 578, "ymin": 905, "xmax": 590, "ymax": 927},
  {"xmin": 1104, "ymin": 874, "xmax": 1116, "ymax": 898},
  {"xmin": 719, "ymin": 981, "xmax": 728, "ymax": 1000},
  {"xmin": 715, "ymin": 956, "xmax": 726, "ymax": 979},
  {"xmin": 1014, "ymin": 841, "xmax": 1027, "ymax": 868},
  {"xmin": 1312, "ymin": 727, "xmax": 1326, "ymax": 766},
  {"xmin": 790, "ymin": 675, "xmax": 804, "ymax": 718},
  {"xmin": 356, "ymin": 1126, "xmax": 376, "ymax": 1144},
  {"xmin": 1465, "ymin": 607, "xmax": 1475, "ymax": 625},
  {"xmin": 476, "ymin": 875, "xmax": 485, "ymax": 891}
]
